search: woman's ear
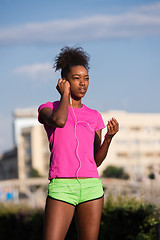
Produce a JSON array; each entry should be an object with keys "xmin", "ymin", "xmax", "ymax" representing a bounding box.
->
[{"xmin": 63, "ymin": 77, "xmax": 69, "ymax": 82}]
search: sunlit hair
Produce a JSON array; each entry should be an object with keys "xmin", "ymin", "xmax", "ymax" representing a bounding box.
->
[{"xmin": 53, "ymin": 46, "xmax": 90, "ymax": 79}]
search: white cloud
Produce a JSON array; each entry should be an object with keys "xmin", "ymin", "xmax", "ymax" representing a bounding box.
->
[
  {"xmin": 0, "ymin": 2, "xmax": 160, "ymax": 45},
  {"xmin": 13, "ymin": 62, "xmax": 58, "ymax": 81},
  {"xmin": 134, "ymin": 2, "xmax": 160, "ymax": 15}
]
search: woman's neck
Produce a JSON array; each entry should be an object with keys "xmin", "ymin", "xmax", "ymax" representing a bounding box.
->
[{"xmin": 68, "ymin": 96, "xmax": 83, "ymax": 108}]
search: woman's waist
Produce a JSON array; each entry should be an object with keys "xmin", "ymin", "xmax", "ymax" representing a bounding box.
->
[{"xmin": 55, "ymin": 177, "xmax": 94, "ymax": 179}]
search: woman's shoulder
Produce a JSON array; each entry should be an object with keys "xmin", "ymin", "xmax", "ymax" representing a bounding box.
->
[
  {"xmin": 83, "ymin": 104, "xmax": 100, "ymax": 115},
  {"xmin": 83, "ymin": 105, "xmax": 105, "ymax": 130},
  {"xmin": 38, "ymin": 100, "xmax": 60, "ymax": 112},
  {"xmin": 38, "ymin": 101, "xmax": 60, "ymax": 124}
]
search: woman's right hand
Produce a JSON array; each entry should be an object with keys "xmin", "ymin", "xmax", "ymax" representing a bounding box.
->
[{"xmin": 56, "ymin": 79, "xmax": 70, "ymax": 96}]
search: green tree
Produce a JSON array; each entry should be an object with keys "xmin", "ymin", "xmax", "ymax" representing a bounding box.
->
[
  {"xmin": 30, "ymin": 168, "xmax": 41, "ymax": 178},
  {"xmin": 100, "ymin": 194, "xmax": 160, "ymax": 240},
  {"xmin": 148, "ymin": 173, "xmax": 155, "ymax": 180},
  {"xmin": 102, "ymin": 165, "xmax": 129, "ymax": 179}
]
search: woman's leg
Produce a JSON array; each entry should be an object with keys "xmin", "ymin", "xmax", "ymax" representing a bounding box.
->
[
  {"xmin": 75, "ymin": 196, "xmax": 104, "ymax": 240},
  {"xmin": 44, "ymin": 196, "xmax": 75, "ymax": 240}
]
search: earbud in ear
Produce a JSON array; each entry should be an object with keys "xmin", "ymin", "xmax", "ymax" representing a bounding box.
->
[{"xmin": 70, "ymin": 96, "xmax": 72, "ymax": 106}]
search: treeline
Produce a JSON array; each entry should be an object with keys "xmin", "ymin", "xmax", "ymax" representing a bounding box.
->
[
  {"xmin": 0, "ymin": 195, "xmax": 160, "ymax": 240},
  {"xmin": 102, "ymin": 165, "xmax": 156, "ymax": 180}
]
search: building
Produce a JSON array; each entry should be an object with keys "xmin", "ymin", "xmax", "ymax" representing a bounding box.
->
[
  {"xmin": 13, "ymin": 108, "xmax": 38, "ymax": 146},
  {"xmin": 98, "ymin": 111, "xmax": 160, "ymax": 182},
  {"xmin": 0, "ymin": 148, "xmax": 18, "ymax": 180},
  {"xmin": 17, "ymin": 125, "xmax": 50, "ymax": 180},
  {"xmin": 0, "ymin": 108, "xmax": 50, "ymax": 181}
]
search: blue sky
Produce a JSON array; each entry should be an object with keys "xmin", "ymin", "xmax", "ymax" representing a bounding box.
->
[{"xmin": 0, "ymin": 0, "xmax": 160, "ymax": 154}]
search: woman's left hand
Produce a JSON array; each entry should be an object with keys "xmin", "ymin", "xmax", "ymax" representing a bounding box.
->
[{"xmin": 105, "ymin": 118, "xmax": 119, "ymax": 139}]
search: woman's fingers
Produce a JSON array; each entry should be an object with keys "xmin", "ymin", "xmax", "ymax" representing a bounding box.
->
[
  {"xmin": 56, "ymin": 79, "xmax": 68, "ymax": 95},
  {"xmin": 57, "ymin": 79, "xmax": 63, "ymax": 91},
  {"xmin": 107, "ymin": 118, "xmax": 119, "ymax": 135}
]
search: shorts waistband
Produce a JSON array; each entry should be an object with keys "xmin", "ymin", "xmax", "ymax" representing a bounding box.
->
[{"xmin": 50, "ymin": 178, "xmax": 101, "ymax": 185}]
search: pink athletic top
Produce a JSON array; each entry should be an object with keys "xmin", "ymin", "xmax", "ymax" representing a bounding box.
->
[{"xmin": 38, "ymin": 101, "xmax": 105, "ymax": 179}]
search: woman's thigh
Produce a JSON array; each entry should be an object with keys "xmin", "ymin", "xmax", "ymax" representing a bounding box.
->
[
  {"xmin": 75, "ymin": 196, "xmax": 104, "ymax": 240},
  {"xmin": 44, "ymin": 196, "xmax": 75, "ymax": 240}
]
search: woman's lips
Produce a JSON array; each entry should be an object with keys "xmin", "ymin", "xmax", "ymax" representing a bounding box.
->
[{"xmin": 79, "ymin": 87, "xmax": 86, "ymax": 92}]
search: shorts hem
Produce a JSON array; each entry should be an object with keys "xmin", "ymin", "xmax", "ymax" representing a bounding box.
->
[
  {"xmin": 77, "ymin": 193, "xmax": 104, "ymax": 206},
  {"xmin": 47, "ymin": 195, "xmax": 76, "ymax": 207}
]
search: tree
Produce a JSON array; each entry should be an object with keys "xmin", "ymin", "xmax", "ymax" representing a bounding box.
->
[
  {"xmin": 148, "ymin": 172, "xmax": 155, "ymax": 180},
  {"xmin": 30, "ymin": 168, "xmax": 41, "ymax": 178},
  {"xmin": 102, "ymin": 165, "xmax": 129, "ymax": 179}
]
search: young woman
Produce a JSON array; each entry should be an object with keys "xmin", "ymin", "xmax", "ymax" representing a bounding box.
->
[{"xmin": 38, "ymin": 46, "xmax": 119, "ymax": 240}]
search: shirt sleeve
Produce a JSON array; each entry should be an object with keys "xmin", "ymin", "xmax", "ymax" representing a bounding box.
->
[
  {"xmin": 95, "ymin": 111, "xmax": 105, "ymax": 131},
  {"xmin": 38, "ymin": 102, "xmax": 54, "ymax": 124}
]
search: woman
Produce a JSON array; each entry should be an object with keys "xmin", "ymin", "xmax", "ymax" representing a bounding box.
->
[{"xmin": 38, "ymin": 46, "xmax": 119, "ymax": 240}]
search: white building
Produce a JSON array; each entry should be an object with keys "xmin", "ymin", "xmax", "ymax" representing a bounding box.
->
[
  {"xmin": 13, "ymin": 108, "xmax": 50, "ymax": 179},
  {"xmin": 17, "ymin": 125, "xmax": 50, "ymax": 179},
  {"xmin": 98, "ymin": 111, "xmax": 160, "ymax": 181},
  {"xmin": 13, "ymin": 108, "xmax": 38, "ymax": 146}
]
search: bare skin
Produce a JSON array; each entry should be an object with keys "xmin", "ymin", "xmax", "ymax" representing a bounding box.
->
[
  {"xmin": 40, "ymin": 65, "xmax": 119, "ymax": 240},
  {"xmin": 44, "ymin": 197, "xmax": 75, "ymax": 240},
  {"xmin": 44, "ymin": 196, "xmax": 104, "ymax": 240},
  {"xmin": 75, "ymin": 196, "xmax": 104, "ymax": 240}
]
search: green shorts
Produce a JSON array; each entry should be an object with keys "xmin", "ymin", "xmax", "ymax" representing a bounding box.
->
[{"xmin": 48, "ymin": 178, "xmax": 104, "ymax": 206}]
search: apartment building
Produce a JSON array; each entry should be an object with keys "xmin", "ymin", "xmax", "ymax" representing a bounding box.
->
[
  {"xmin": 17, "ymin": 125, "xmax": 50, "ymax": 180},
  {"xmin": 13, "ymin": 108, "xmax": 38, "ymax": 146},
  {"xmin": 99, "ymin": 111, "xmax": 160, "ymax": 181},
  {"xmin": 13, "ymin": 108, "xmax": 50, "ymax": 180}
]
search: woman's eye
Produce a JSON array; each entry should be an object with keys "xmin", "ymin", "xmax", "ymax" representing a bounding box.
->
[{"xmin": 85, "ymin": 78, "xmax": 89, "ymax": 81}]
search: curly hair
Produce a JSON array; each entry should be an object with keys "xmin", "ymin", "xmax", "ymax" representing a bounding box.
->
[{"xmin": 53, "ymin": 46, "xmax": 90, "ymax": 79}]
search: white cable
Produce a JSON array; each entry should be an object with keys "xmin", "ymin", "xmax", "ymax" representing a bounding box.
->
[
  {"xmin": 70, "ymin": 100, "xmax": 95, "ymax": 193},
  {"xmin": 52, "ymin": 98, "xmax": 95, "ymax": 194}
]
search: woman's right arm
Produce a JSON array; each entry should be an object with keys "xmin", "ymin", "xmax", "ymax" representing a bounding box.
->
[{"xmin": 39, "ymin": 79, "xmax": 70, "ymax": 128}]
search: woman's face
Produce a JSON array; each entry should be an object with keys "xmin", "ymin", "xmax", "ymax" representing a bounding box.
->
[{"xmin": 66, "ymin": 65, "xmax": 89, "ymax": 100}]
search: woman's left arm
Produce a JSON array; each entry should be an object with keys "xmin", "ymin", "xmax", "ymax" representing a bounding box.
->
[{"xmin": 94, "ymin": 118, "xmax": 119, "ymax": 167}]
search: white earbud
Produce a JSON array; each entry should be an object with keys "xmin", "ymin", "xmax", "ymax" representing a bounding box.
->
[{"xmin": 70, "ymin": 96, "xmax": 72, "ymax": 106}]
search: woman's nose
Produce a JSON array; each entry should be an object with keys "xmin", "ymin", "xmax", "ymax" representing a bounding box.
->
[{"xmin": 79, "ymin": 78, "xmax": 85, "ymax": 85}]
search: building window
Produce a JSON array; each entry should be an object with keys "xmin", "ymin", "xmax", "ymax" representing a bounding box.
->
[
  {"xmin": 156, "ymin": 152, "xmax": 160, "ymax": 157},
  {"xmin": 144, "ymin": 152, "xmax": 154, "ymax": 157},
  {"xmin": 116, "ymin": 140, "xmax": 127, "ymax": 144},
  {"xmin": 155, "ymin": 127, "xmax": 160, "ymax": 131},
  {"xmin": 130, "ymin": 139, "xmax": 140, "ymax": 144},
  {"xmin": 131, "ymin": 152, "xmax": 141, "ymax": 158},
  {"xmin": 130, "ymin": 126, "xmax": 141, "ymax": 131},
  {"xmin": 117, "ymin": 152, "xmax": 129, "ymax": 157}
]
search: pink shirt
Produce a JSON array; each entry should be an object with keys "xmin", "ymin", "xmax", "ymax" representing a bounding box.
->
[{"xmin": 38, "ymin": 101, "xmax": 105, "ymax": 179}]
